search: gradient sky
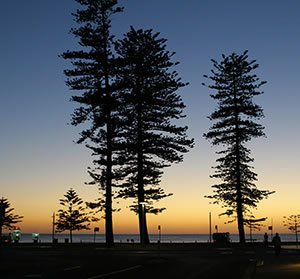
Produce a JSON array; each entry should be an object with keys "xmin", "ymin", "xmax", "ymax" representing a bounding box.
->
[{"xmin": 0, "ymin": 0, "xmax": 299, "ymax": 235}]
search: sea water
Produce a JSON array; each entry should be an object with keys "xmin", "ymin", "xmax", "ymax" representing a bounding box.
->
[{"xmin": 12, "ymin": 233, "xmax": 297, "ymax": 243}]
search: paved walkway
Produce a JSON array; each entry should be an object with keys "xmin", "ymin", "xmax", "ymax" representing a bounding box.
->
[{"xmin": 255, "ymin": 248, "xmax": 300, "ymax": 278}]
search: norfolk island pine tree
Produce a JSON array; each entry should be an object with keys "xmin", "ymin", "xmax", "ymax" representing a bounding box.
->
[
  {"xmin": 55, "ymin": 188, "xmax": 99, "ymax": 243},
  {"xmin": 203, "ymin": 50, "xmax": 274, "ymax": 244},
  {"xmin": 114, "ymin": 27, "xmax": 194, "ymax": 244},
  {"xmin": 61, "ymin": 0, "xmax": 123, "ymax": 247}
]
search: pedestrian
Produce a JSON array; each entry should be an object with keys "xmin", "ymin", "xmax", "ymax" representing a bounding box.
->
[
  {"xmin": 264, "ymin": 232, "xmax": 269, "ymax": 247},
  {"xmin": 272, "ymin": 233, "xmax": 281, "ymax": 256}
]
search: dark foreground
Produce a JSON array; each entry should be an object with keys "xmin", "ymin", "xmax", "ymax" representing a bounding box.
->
[{"xmin": 0, "ymin": 242, "xmax": 300, "ymax": 278}]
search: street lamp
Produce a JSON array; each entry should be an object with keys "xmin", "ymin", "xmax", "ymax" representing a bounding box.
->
[
  {"xmin": 52, "ymin": 212, "xmax": 55, "ymax": 244},
  {"xmin": 94, "ymin": 227, "xmax": 100, "ymax": 243},
  {"xmin": 209, "ymin": 212, "xmax": 212, "ymax": 243}
]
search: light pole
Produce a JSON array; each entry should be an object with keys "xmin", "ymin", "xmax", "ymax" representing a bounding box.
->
[
  {"xmin": 158, "ymin": 225, "xmax": 161, "ymax": 243},
  {"xmin": 267, "ymin": 217, "xmax": 274, "ymax": 240},
  {"xmin": 158, "ymin": 224, "xmax": 161, "ymax": 257},
  {"xmin": 294, "ymin": 216, "xmax": 298, "ymax": 247},
  {"xmin": 209, "ymin": 212, "xmax": 212, "ymax": 243},
  {"xmin": 52, "ymin": 212, "xmax": 55, "ymax": 244},
  {"xmin": 94, "ymin": 227, "xmax": 99, "ymax": 243}
]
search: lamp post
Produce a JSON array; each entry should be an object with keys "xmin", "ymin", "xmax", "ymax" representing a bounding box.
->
[
  {"xmin": 294, "ymin": 216, "xmax": 299, "ymax": 247},
  {"xmin": 52, "ymin": 212, "xmax": 55, "ymax": 244},
  {"xmin": 209, "ymin": 212, "xmax": 212, "ymax": 243},
  {"xmin": 158, "ymin": 225, "xmax": 161, "ymax": 243},
  {"xmin": 94, "ymin": 227, "xmax": 99, "ymax": 243}
]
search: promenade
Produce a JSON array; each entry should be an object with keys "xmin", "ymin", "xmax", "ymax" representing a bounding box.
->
[
  {"xmin": 0, "ymin": 243, "xmax": 300, "ymax": 278},
  {"xmin": 255, "ymin": 245, "xmax": 300, "ymax": 278}
]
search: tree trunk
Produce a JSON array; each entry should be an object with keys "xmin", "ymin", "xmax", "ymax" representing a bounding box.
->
[
  {"xmin": 104, "ymin": 117, "xmax": 114, "ymax": 246},
  {"xmin": 233, "ymin": 80, "xmax": 245, "ymax": 244},
  {"xmin": 137, "ymin": 86, "xmax": 149, "ymax": 245},
  {"xmin": 236, "ymin": 143, "xmax": 245, "ymax": 243},
  {"xmin": 103, "ymin": 28, "xmax": 114, "ymax": 247},
  {"xmin": 236, "ymin": 189, "xmax": 245, "ymax": 243},
  {"xmin": 105, "ymin": 129, "xmax": 114, "ymax": 247},
  {"xmin": 137, "ymin": 144, "xmax": 149, "ymax": 244},
  {"xmin": 138, "ymin": 203, "xmax": 144, "ymax": 243},
  {"xmin": 143, "ymin": 210, "xmax": 149, "ymax": 244}
]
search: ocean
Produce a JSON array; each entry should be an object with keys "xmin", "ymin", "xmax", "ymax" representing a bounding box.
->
[{"xmin": 10, "ymin": 233, "xmax": 297, "ymax": 244}]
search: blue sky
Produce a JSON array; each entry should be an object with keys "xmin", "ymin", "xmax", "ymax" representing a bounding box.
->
[{"xmin": 0, "ymin": 0, "xmax": 299, "ymax": 233}]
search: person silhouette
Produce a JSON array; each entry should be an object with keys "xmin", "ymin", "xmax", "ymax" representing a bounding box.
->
[
  {"xmin": 264, "ymin": 232, "xmax": 269, "ymax": 247},
  {"xmin": 272, "ymin": 233, "xmax": 281, "ymax": 256}
]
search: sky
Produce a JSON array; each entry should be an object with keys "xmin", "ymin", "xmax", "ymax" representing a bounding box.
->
[{"xmin": 0, "ymin": 0, "xmax": 299, "ymax": 236}]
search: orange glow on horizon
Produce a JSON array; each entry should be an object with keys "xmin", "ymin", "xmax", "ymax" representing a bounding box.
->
[{"xmin": 2, "ymin": 165, "xmax": 297, "ymax": 236}]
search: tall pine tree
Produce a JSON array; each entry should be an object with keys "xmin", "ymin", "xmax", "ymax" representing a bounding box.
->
[
  {"xmin": 203, "ymin": 50, "xmax": 274, "ymax": 244},
  {"xmin": 115, "ymin": 27, "xmax": 194, "ymax": 244},
  {"xmin": 62, "ymin": 0, "xmax": 123, "ymax": 246}
]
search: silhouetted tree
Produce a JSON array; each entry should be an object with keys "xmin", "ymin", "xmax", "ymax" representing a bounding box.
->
[
  {"xmin": 244, "ymin": 216, "xmax": 267, "ymax": 242},
  {"xmin": 203, "ymin": 50, "xmax": 274, "ymax": 244},
  {"xmin": 86, "ymin": 187, "xmax": 120, "ymax": 219},
  {"xmin": 283, "ymin": 214, "xmax": 300, "ymax": 244},
  {"xmin": 62, "ymin": 0, "xmax": 123, "ymax": 246},
  {"xmin": 115, "ymin": 27, "xmax": 194, "ymax": 244},
  {"xmin": 0, "ymin": 197, "xmax": 23, "ymax": 238},
  {"xmin": 55, "ymin": 188, "xmax": 98, "ymax": 243}
]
